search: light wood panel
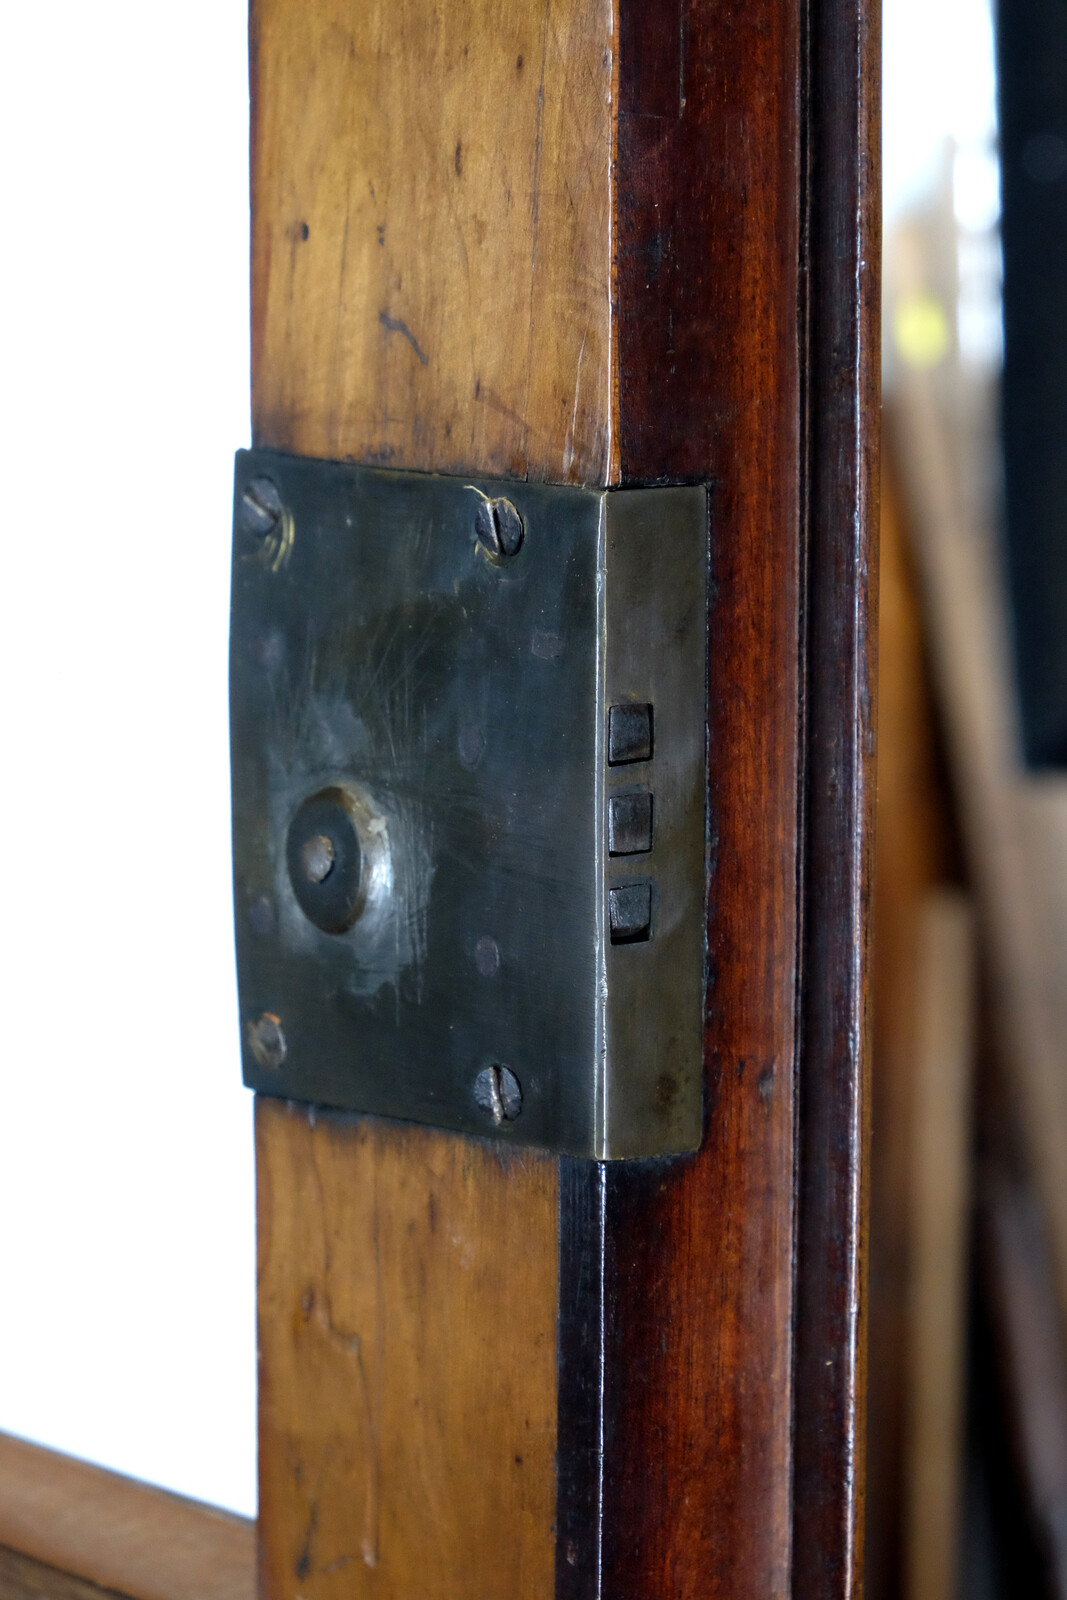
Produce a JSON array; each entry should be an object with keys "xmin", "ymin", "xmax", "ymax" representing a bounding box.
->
[
  {"xmin": 0, "ymin": 1433, "xmax": 253, "ymax": 1600},
  {"xmin": 256, "ymin": 1100, "xmax": 558, "ymax": 1600},
  {"xmin": 251, "ymin": 0, "xmax": 616, "ymax": 484},
  {"xmin": 250, "ymin": 6, "xmax": 596, "ymax": 1590}
]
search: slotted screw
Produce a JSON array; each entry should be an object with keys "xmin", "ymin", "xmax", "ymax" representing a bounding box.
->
[
  {"xmin": 474, "ymin": 497, "xmax": 524, "ymax": 561},
  {"xmin": 248, "ymin": 1012, "xmax": 287, "ymax": 1071},
  {"xmin": 239, "ymin": 477, "xmax": 285, "ymax": 541},
  {"xmin": 300, "ymin": 833, "xmax": 336, "ymax": 885},
  {"xmin": 474, "ymin": 1064, "xmax": 522, "ymax": 1123}
]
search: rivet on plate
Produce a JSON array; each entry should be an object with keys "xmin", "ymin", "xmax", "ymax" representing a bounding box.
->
[{"xmin": 248, "ymin": 1012, "xmax": 287, "ymax": 1071}]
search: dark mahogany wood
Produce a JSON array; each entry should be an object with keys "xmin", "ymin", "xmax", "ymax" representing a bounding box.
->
[
  {"xmin": 556, "ymin": 2, "xmax": 878, "ymax": 1596},
  {"xmin": 565, "ymin": 1, "xmax": 805, "ymax": 1595},
  {"xmin": 792, "ymin": 0, "xmax": 880, "ymax": 1594}
]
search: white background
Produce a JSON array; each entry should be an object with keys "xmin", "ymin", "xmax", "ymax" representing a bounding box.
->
[
  {"xmin": 0, "ymin": 0, "xmax": 255, "ymax": 1515},
  {"xmin": 883, "ymin": 0, "xmax": 998, "ymax": 228}
]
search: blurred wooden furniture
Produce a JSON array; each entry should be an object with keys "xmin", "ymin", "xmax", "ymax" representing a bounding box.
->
[
  {"xmin": 872, "ymin": 200, "xmax": 1067, "ymax": 1595},
  {"xmin": 904, "ymin": 891, "xmax": 975, "ymax": 1600},
  {"xmin": 0, "ymin": 1433, "xmax": 253, "ymax": 1600},
  {"xmin": 866, "ymin": 449, "xmax": 974, "ymax": 1600},
  {"xmin": 891, "ymin": 354, "xmax": 1067, "ymax": 1354}
]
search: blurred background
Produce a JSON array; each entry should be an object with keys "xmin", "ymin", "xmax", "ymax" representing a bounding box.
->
[
  {"xmin": 875, "ymin": 0, "xmax": 1067, "ymax": 1593},
  {"xmin": 1, "ymin": 0, "xmax": 1067, "ymax": 1584}
]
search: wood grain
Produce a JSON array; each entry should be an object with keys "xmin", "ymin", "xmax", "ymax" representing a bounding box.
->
[
  {"xmin": 0, "ymin": 1433, "xmax": 253, "ymax": 1600},
  {"xmin": 582, "ymin": 0, "xmax": 878, "ymax": 1593},
  {"xmin": 250, "ymin": 6, "xmax": 593, "ymax": 1592},
  {"xmin": 251, "ymin": 0, "xmax": 616, "ymax": 485},
  {"xmin": 250, "ymin": 0, "xmax": 878, "ymax": 1593},
  {"xmin": 573, "ymin": 0, "xmax": 808, "ymax": 1589},
  {"xmin": 790, "ymin": 0, "xmax": 881, "ymax": 1590},
  {"xmin": 256, "ymin": 1101, "xmax": 558, "ymax": 1600}
]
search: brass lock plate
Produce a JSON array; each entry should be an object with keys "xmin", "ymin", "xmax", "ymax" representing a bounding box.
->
[{"xmin": 230, "ymin": 449, "xmax": 708, "ymax": 1158}]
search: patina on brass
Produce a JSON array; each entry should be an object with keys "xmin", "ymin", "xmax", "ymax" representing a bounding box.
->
[{"xmin": 230, "ymin": 448, "xmax": 708, "ymax": 1158}]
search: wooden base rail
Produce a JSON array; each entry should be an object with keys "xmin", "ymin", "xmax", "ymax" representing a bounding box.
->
[
  {"xmin": 0, "ymin": 1544, "xmax": 128, "ymax": 1600},
  {"xmin": 0, "ymin": 1433, "xmax": 254, "ymax": 1600}
]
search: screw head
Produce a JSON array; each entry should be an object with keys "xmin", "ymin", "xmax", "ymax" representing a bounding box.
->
[
  {"xmin": 248, "ymin": 1012, "xmax": 286, "ymax": 1071},
  {"xmin": 474, "ymin": 1064, "xmax": 522, "ymax": 1124},
  {"xmin": 239, "ymin": 476, "xmax": 285, "ymax": 541},
  {"xmin": 300, "ymin": 833, "xmax": 336, "ymax": 885},
  {"xmin": 286, "ymin": 788, "xmax": 365, "ymax": 934},
  {"xmin": 474, "ymin": 496, "xmax": 524, "ymax": 561}
]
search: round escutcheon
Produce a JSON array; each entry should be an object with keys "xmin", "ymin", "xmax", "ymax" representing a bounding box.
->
[{"xmin": 286, "ymin": 786, "xmax": 366, "ymax": 933}]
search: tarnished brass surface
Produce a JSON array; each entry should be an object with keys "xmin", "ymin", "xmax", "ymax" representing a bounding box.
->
[{"xmin": 231, "ymin": 450, "xmax": 707, "ymax": 1157}]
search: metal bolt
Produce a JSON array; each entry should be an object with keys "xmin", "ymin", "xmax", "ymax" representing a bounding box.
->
[
  {"xmin": 286, "ymin": 787, "xmax": 367, "ymax": 934},
  {"xmin": 248, "ymin": 1012, "xmax": 287, "ymax": 1071},
  {"xmin": 474, "ymin": 496, "xmax": 524, "ymax": 561},
  {"xmin": 474, "ymin": 1064, "xmax": 522, "ymax": 1123},
  {"xmin": 300, "ymin": 833, "xmax": 336, "ymax": 884},
  {"xmin": 239, "ymin": 477, "xmax": 285, "ymax": 541}
]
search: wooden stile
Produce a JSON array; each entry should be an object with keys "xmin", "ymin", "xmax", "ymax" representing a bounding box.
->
[
  {"xmin": 250, "ymin": 1, "xmax": 879, "ymax": 1596},
  {"xmin": 257, "ymin": 1104, "xmax": 558, "ymax": 1600},
  {"xmin": 791, "ymin": 0, "xmax": 881, "ymax": 1570},
  {"xmin": 251, "ymin": 0, "xmax": 616, "ymax": 485}
]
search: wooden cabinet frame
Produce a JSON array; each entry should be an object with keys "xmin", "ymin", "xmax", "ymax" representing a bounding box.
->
[
  {"xmin": 0, "ymin": 2, "xmax": 877, "ymax": 1597},
  {"xmin": 251, "ymin": 1, "xmax": 878, "ymax": 1595}
]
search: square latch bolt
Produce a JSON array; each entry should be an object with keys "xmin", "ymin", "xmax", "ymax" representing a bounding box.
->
[
  {"xmin": 608, "ymin": 792, "xmax": 653, "ymax": 855},
  {"xmin": 609, "ymin": 882, "xmax": 653, "ymax": 943},
  {"xmin": 608, "ymin": 703, "xmax": 653, "ymax": 765}
]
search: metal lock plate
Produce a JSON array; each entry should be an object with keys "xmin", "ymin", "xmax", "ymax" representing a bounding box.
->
[{"xmin": 230, "ymin": 449, "xmax": 708, "ymax": 1158}]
